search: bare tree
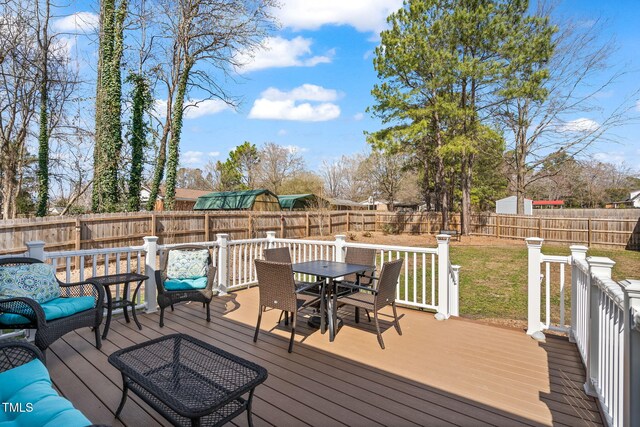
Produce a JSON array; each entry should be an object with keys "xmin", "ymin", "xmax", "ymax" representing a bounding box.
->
[
  {"xmin": 500, "ymin": 11, "xmax": 639, "ymax": 214},
  {"xmin": 0, "ymin": 3, "xmax": 39, "ymax": 219},
  {"xmin": 146, "ymin": 0, "xmax": 276, "ymax": 210},
  {"xmin": 257, "ymin": 143, "xmax": 305, "ymax": 193},
  {"xmin": 362, "ymin": 151, "xmax": 407, "ymax": 210}
]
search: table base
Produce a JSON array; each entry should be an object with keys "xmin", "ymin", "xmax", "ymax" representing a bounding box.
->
[{"xmin": 307, "ymin": 315, "xmax": 343, "ymax": 330}]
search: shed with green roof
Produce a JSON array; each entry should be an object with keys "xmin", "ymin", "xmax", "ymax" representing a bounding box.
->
[
  {"xmin": 193, "ymin": 189, "xmax": 281, "ymax": 211},
  {"xmin": 277, "ymin": 194, "xmax": 327, "ymax": 211}
]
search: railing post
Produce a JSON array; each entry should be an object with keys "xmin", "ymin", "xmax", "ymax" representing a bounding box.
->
[
  {"xmin": 334, "ymin": 235, "xmax": 346, "ymax": 263},
  {"xmin": 584, "ymin": 256, "xmax": 616, "ymax": 396},
  {"xmin": 435, "ymin": 234, "xmax": 450, "ymax": 321},
  {"xmin": 569, "ymin": 245, "xmax": 589, "ymax": 342},
  {"xmin": 143, "ymin": 236, "xmax": 158, "ymax": 313},
  {"xmin": 450, "ymin": 265, "xmax": 461, "ymax": 317},
  {"xmin": 526, "ymin": 237, "xmax": 545, "ymax": 340},
  {"xmin": 266, "ymin": 231, "xmax": 276, "ymax": 248},
  {"xmin": 621, "ymin": 279, "xmax": 640, "ymax": 427},
  {"xmin": 216, "ymin": 233, "xmax": 229, "ymax": 295},
  {"xmin": 26, "ymin": 241, "xmax": 46, "ymax": 261}
]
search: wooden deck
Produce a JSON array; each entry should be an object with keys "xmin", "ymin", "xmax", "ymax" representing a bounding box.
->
[{"xmin": 46, "ymin": 287, "xmax": 603, "ymax": 427}]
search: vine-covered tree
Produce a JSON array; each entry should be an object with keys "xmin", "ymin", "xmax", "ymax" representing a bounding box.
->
[
  {"xmin": 126, "ymin": 72, "xmax": 152, "ymax": 211},
  {"xmin": 93, "ymin": 0, "xmax": 128, "ymax": 212}
]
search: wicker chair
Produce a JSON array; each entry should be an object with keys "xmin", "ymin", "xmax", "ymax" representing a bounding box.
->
[
  {"xmin": 335, "ymin": 258, "xmax": 403, "ymax": 349},
  {"xmin": 263, "ymin": 247, "xmax": 323, "ymax": 325},
  {"xmin": 253, "ymin": 259, "xmax": 321, "ymax": 353},
  {"xmin": 336, "ymin": 247, "xmax": 377, "ymax": 321},
  {"xmin": 155, "ymin": 245, "xmax": 217, "ymax": 327},
  {"xmin": 0, "ymin": 257, "xmax": 104, "ymax": 353}
]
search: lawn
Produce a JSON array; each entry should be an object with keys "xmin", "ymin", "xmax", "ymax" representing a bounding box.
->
[{"xmin": 335, "ymin": 232, "xmax": 640, "ymax": 329}]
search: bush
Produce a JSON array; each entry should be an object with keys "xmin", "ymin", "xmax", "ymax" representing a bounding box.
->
[{"xmin": 362, "ymin": 231, "xmax": 372, "ymax": 238}]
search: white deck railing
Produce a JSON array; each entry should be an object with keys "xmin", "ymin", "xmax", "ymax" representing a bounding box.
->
[
  {"xmin": 2, "ymin": 232, "xmax": 460, "ymax": 339},
  {"xmin": 526, "ymin": 238, "xmax": 640, "ymax": 427}
]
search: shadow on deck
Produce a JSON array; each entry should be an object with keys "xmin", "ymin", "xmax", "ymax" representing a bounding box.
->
[{"xmin": 46, "ymin": 287, "xmax": 603, "ymax": 426}]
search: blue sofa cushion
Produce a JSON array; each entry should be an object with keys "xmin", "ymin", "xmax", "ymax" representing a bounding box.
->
[
  {"xmin": 167, "ymin": 249, "xmax": 209, "ymax": 279},
  {"xmin": 0, "ymin": 296, "xmax": 95, "ymax": 326},
  {"xmin": 0, "ymin": 359, "xmax": 91, "ymax": 426},
  {"xmin": 164, "ymin": 277, "xmax": 208, "ymax": 291},
  {"xmin": 0, "ymin": 264, "xmax": 60, "ymax": 304}
]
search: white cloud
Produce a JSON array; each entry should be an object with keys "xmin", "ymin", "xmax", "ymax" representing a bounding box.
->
[
  {"xmin": 208, "ymin": 151, "xmax": 220, "ymax": 157},
  {"xmin": 249, "ymin": 84, "xmax": 341, "ymax": 122},
  {"xmin": 275, "ymin": 0, "xmax": 403, "ymax": 34},
  {"xmin": 635, "ymin": 100, "xmax": 640, "ymax": 112},
  {"xmin": 353, "ymin": 112, "xmax": 364, "ymax": 121},
  {"xmin": 182, "ymin": 151, "xmax": 206, "ymax": 165},
  {"xmin": 154, "ymin": 99, "xmax": 230, "ymax": 119},
  {"xmin": 53, "ymin": 12, "xmax": 99, "ymax": 33},
  {"xmin": 593, "ymin": 152, "xmax": 626, "ymax": 165},
  {"xmin": 237, "ymin": 36, "xmax": 334, "ymax": 73},
  {"xmin": 560, "ymin": 118, "xmax": 599, "ymax": 133},
  {"xmin": 284, "ymin": 145, "xmax": 308, "ymax": 153},
  {"xmin": 277, "ymin": 129, "xmax": 288, "ymax": 136}
]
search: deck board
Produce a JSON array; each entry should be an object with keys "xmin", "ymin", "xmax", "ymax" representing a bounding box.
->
[{"xmin": 47, "ymin": 287, "xmax": 603, "ymax": 427}]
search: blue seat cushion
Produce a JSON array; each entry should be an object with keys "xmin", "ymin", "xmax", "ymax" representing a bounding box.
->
[
  {"xmin": 0, "ymin": 359, "xmax": 91, "ymax": 426},
  {"xmin": 164, "ymin": 277, "xmax": 208, "ymax": 291},
  {"xmin": 0, "ymin": 296, "xmax": 95, "ymax": 326}
]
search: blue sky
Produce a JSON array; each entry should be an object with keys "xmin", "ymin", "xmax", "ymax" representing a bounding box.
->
[{"xmin": 58, "ymin": 0, "xmax": 640, "ymax": 172}]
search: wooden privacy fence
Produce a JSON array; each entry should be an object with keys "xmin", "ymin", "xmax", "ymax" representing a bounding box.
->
[{"xmin": 0, "ymin": 210, "xmax": 638, "ymax": 254}]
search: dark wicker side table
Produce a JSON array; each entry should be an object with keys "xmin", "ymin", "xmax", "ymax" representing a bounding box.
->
[
  {"xmin": 108, "ymin": 334, "xmax": 268, "ymax": 427},
  {"xmin": 89, "ymin": 272, "xmax": 148, "ymax": 339}
]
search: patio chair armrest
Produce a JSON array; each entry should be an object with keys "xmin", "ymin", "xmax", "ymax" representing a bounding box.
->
[
  {"xmin": 155, "ymin": 270, "xmax": 167, "ymax": 294},
  {"xmin": 357, "ymin": 272, "xmax": 377, "ymax": 280},
  {"xmin": 336, "ymin": 282, "xmax": 379, "ymax": 294},
  {"xmin": 59, "ymin": 280, "xmax": 105, "ymax": 306},
  {"xmin": 0, "ymin": 297, "xmax": 46, "ymax": 326},
  {"xmin": 205, "ymin": 265, "xmax": 218, "ymax": 291},
  {"xmin": 295, "ymin": 279, "xmax": 324, "ymax": 294},
  {"xmin": 0, "ymin": 341, "xmax": 44, "ymax": 371}
]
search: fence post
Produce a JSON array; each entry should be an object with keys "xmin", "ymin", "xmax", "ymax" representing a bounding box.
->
[
  {"xmin": 449, "ymin": 265, "xmax": 461, "ymax": 317},
  {"xmin": 266, "ymin": 231, "xmax": 276, "ymax": 248},
  {"xmin": 334, "ymin": 235, "xmax": 346, "ymax": 262},
  {"xmin": 143, "ymin": 236, "xmax": 158, "ymax": 313},
  {"xmin": 204, "ymin": 213, "xmax": 210, "ymax": 241},
  {"xmin": 216, "ymin": 233, "xmax": 229, "ymax": 295},
  {"xmin": 621, "ymin": 279, "xmax": 640, "ymax": 427},
  {"xmin": 584, "ymin": 256, "xmax": 615, "ymax": 396},
  {"xmin": 569, "ymin": 245, "xmax": 589, "ymax": 342},
  {"xmin": 305, "ymin": 212, "xmax": 310, "ymax": 237},
  {"xmin": 435, "ymin": 234, "xmax": 450, "ymax": 321},
  {"xmin": 346, "ymin": 211, "xmax": 350, "ymax": 232},
  {"xmin": 526, "ymin": 237, "xmax": 545, "ymax": 340},
  {"xmin": 26, "ymin": 241, "xmax": 46, "ymax": 261}
]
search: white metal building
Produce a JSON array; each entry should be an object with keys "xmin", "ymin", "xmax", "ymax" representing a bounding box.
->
[{"xmin": 495, "ymin": 196, "xmax": 533, "ymax": 215}]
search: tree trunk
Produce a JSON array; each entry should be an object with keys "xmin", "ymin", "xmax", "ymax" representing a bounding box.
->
[
  {"xmin": 433, "ymin": 114, "xmax": 449, "ymax": 229},
  {"xmin": 460, "ymin": 154, "xmax": 473, "ymax": 235},
  {"xmin": 164, "ymin": 63, "xmax": 192, "ymax": 210},
  {"xmin": 35, "ymin": 0, "xmax": 50, "ymax": 217}
]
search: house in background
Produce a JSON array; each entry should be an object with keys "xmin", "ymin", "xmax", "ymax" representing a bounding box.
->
[
  {"xmin": 532, "ymin": 200, "xmax": 564, "ymax": 209},
  {"xmin": 495, "ymin": 195, "xmax": 532, "ymax": 215},
  {"xmin": 607, "ymin": 190, "xmax": 640, "ymax": 209},
  {"xmin": 193, "ymin": 189, "xmax": 281, "ymax": 211},
  {"xmin": 140, "ymin": 187, "xmax": 212, "ymax": 211}
]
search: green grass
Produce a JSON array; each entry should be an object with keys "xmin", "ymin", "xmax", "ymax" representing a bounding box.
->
[{"xmin": 452, "ymin": 245, "xmax": 640, "ymax": 324}]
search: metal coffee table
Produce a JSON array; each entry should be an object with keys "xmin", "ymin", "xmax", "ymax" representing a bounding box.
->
[{"xmin": 108, "ymin": 334, "xmax": 268, "ymax": 427}]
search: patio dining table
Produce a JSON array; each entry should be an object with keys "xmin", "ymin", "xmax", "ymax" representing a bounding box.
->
[{"xmin": 291, "ymin": 260, "xmax": 374, "ymax": 342}]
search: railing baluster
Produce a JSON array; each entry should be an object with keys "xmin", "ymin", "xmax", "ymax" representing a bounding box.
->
[{"xmin": 544, "ymin": 262, "xmax": 550, "ymax": 328}]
